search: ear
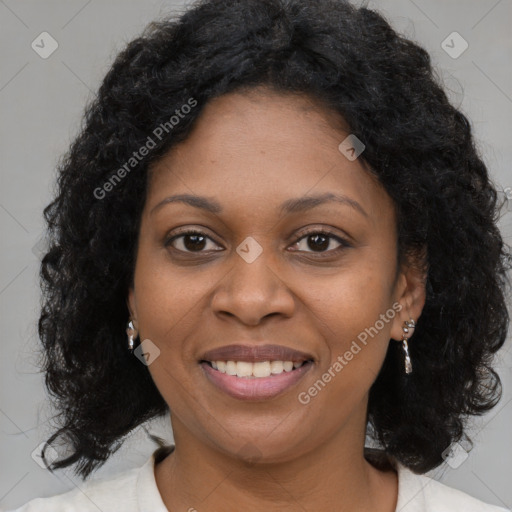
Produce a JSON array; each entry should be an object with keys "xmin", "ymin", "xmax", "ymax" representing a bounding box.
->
[
  {"xmin": 126, "ymin": 286, "xmax": 139, "ymax": 331},
  {"xmin": 389, "ymin": 249, "xmax": 427, "ymax": 341}
]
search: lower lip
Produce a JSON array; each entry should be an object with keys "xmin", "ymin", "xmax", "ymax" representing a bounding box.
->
[{"xmin": 200, "ymin": 361, "xmax": 313, "ymax": 401}]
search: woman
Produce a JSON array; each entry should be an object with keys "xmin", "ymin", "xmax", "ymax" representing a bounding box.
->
[{"xmin": 10, "ymin": 0, "xmax": 511, "ymax": 510}]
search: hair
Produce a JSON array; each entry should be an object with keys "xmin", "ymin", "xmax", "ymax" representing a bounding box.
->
[{"xmin": 38, "ymin": 0, "xmax": 511, "ymax": 479}]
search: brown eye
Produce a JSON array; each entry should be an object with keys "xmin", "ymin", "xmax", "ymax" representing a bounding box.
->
[
  {"xmin": 165, "ymin": 230, "xmax": 222, "ymax": 253},
  {"xmin": 290, "ymin": 230, "xmax": 351, "ymax": 255}
]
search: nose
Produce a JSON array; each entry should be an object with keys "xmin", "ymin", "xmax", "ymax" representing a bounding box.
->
[{"xmin": 211, "ymin": 245, "xmax": 296, "ymax": 326}]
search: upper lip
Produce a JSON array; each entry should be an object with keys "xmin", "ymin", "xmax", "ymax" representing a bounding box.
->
[{"xmin": 200, "ymin": 344, "xmax": 314, "ymax": 363}]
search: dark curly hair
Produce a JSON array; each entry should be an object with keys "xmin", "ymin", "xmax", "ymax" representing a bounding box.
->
[{"xmin": 38, "ymin": 0, "xmax": 511, "ymax": 479}]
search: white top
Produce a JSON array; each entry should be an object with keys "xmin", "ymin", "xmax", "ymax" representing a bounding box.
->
[{"xmin": 8, "ymin": 448, "xmax": 510, "ymax": 512}]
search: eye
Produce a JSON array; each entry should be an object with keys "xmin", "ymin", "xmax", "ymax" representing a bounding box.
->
[
  {"xmin": 289, "ymin": 229, "xmax": 351, "ymax": 256},
  {"xmin": 165, "ymin": 229, "xmax": 223, "ymax": 253},
  {"xmin": 165, "ymin": 228, "xmax": 351, "ymax": 257}
]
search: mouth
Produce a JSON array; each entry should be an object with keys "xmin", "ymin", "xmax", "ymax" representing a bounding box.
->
[
  {"xmin": 200, "ymin": 359, "xmax": 313, "ymax": 378},
  {"xmin": 198, "ymin": 344, "xmax": 315, "ymax": 401}
]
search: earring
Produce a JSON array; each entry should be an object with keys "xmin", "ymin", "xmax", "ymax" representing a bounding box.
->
[
  {"xmin": 126, "ymin": 320, "xmax": 138, "ymax": 352},
  {"xmin": 401, "ymin": 318, "xmax": 415, "ymax": 374}
]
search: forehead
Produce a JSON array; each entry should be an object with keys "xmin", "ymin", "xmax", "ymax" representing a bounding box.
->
[
  {"xmin": 153, "ymin": 87, "xmax": 351, "ymax": 167},
  {"xmin": 146, "ymin": 88, "xmax": 394, "ymax": 222}
]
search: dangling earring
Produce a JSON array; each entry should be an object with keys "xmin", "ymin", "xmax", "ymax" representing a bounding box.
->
[
  {"xmin": 401, "ymin": 318, "xmax": 415, "ymax": 374},
  {"xmin": 126, "ymin": 320, "xmax": 138, "ymax": 352}
]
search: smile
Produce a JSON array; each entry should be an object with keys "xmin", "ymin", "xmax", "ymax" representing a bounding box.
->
[
  {"xmin": 205, "ymin": 359, "xmax": 310, "ymax": 377},
  {"xmin": 200, "ymin": 359, "xmax": 314, "ymax": 400}
]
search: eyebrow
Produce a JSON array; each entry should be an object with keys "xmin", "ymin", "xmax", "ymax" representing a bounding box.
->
[
  {"xmin": 280, "ymin": 192, "xmax": 368, "ymax": 217},
  {"xmin": 150, "ymin": 192, "xmax": 368, "ymax": 218}
]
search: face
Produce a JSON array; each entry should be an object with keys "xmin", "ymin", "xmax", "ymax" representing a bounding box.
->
[{"xmin": 128, "ymin": 87, "xmax": 425, "ymax": 463}]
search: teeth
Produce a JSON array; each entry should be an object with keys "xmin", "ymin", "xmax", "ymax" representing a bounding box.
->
[
  {"xmin": 226, "ymin": 361, "xmax": 237, "ymax": 376},
  {"xmin": 208, "ymin": 360, "xmax": 306, "ymax": 378},
  {"xmin": 253, "ymin": 361, "xmax": 271, "ymax": 377},
  {"xmin": 283, "ymin": 361, "xmax": 294, "ymax": 372},
  {"xmin": 270, "ymin": 361, "xmax": 284, "ymax": 374},
  {"xmin": 236, "ymin": 361, "xmax": 253, "ymax": 377}
]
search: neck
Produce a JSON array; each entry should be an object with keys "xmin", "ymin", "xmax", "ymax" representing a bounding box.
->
[{"xmin": 154, "ymin": 415, "xmax": 398, "ymax": 511}]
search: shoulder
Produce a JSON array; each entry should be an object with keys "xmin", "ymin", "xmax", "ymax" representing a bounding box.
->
[
  {"xmin": 396, "ymin": 463, "xmax": 510, "ymax": 512},
  {"xmin": 7, "ymin": 447, "xmax": 170, "ymax": 512},
  {"xmin": 6, "ymin": 463, "xmax": 141, "ymax": 512}
]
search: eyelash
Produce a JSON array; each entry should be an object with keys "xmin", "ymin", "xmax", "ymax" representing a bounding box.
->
[{"xmin": 165, "ymin": 227, "xmax": 352, "ymax": 258}]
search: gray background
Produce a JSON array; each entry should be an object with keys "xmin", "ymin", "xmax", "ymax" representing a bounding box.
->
[{"xmin": 1, "ymin": 0, "xmax": 511, "ymax": 509}]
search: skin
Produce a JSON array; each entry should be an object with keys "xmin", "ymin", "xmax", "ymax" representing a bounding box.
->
[{"xmin": 127, "ymin": 87, "xmax": 426, "ymax": 511}]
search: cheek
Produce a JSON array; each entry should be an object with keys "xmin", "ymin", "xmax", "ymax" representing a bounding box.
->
[
  {"xmin": 294, "ymin": 278, "xmax": 394, "ymax": 432},
  {"xmin": 300, "ymin": 254, "xmax": 396, "ymax": 377},
  {"xmin": 131, "ymin": 253, "xmax": 206, "ymax": 409},
  {"xmin": 132, "ymin": 239, "xmax": 206, "ymax": 334},
  {"xmin": 131, "ymin": 251, "xmax": 186, "ymax": 363}
]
